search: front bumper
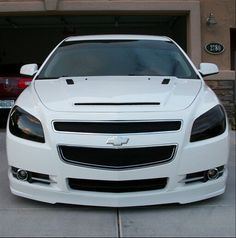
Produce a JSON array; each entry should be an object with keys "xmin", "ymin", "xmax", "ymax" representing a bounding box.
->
[
  {"xmin": 7, "ymin": 123, "xmax": 229, "ymax": 206},
  {"xmin": 9, "ymin": 172, "xmax": 227, "ymax": 207}
]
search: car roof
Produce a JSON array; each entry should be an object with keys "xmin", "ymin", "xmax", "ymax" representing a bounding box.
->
[{"xmin": 65, "ymin": 34, "xmax": 172, "ymax": 42}]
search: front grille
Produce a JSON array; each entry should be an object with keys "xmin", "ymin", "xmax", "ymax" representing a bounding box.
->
[
  {"xmin": 68, "ymin": 177, "xmax": 168, "ymax": 193},
  {"xmin": 59, "ymin": 145, "xmax": 176, "ymax": 169},
  {"xmin": 53, "ymin": 121, "xmax": 181, "ymax": 134}
]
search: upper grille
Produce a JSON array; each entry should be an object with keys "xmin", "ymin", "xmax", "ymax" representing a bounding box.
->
[
  {"xmin": 54, "ymin": 121, "xmax": 181, "ymax": 134},
  {"xmin": 58, "ymin": 145, "xmax": 176, "ymax": 169}
]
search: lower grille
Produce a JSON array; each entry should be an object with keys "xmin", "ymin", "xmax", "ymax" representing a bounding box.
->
[
  {"xmin": 59, "ymin": 145, "xmax": 176, "ymax": 169},
  {"xmin": 68, "ymin": 177, "xmax": 168, "ymax": 193}
]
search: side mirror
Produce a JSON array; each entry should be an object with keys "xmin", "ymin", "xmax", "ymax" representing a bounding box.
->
[
  {"xmin": 20, "ymin": 64, "xmax": 38, "ymax": 76},
  {"xmin": 198, "ymin": 63, "xmax": 219, "ymax": 77}
]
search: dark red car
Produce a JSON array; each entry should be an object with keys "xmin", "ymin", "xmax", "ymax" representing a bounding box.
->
[
  {"xmin": 0, "ymin": 64, "xmax": 32, "ymax": 126},
  {"xmin": 0, "ymin": 64, "xmax": 32, "ymax": 110},
  {"xmin": 0, "ymin": 76, "xmax": 32, "ymax": 109}
]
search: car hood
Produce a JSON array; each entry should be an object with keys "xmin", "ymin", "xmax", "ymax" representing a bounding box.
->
[{"xmin": 34, "ymin": 76, "xmax": 202, "ymax": 112}]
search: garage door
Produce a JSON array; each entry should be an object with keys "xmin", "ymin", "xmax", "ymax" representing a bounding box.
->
[{"xmin": 0, "ymin": 15, "xmax": 187, "ymax": 75}]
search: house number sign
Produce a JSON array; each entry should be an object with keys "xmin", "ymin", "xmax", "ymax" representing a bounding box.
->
[{"xmin": 205, "ymin": 42, "xmax": 225, "ymax": 55}]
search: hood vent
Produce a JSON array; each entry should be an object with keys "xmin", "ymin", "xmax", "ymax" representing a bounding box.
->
[
  {"xmin": 74, "ymin": 102, "xmax": 160, "ymax": 106},
  {"xmin": 162, "ymin": 78, "xmax": 170, "ymax": 84},
  {"xmin": 66, "ymin": 79, "xmax": 74, "ymax": 85}
]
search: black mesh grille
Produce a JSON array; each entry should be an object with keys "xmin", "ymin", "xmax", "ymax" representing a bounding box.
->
[
  {"xmin": 54, "ymin": 121, "xmax": 181, "ymax": 134},
  {"xmin": 68, "ymin": 177, "xmax": 168, "ymax": 192},
  {"xmin": 59, "ymin": 145, "xmax": 176, "ymax": 169}
]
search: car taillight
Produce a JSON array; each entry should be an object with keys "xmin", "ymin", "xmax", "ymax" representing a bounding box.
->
[{"xmin": 18, "ymin": 78, "xmax": 32, "ymax": 89}]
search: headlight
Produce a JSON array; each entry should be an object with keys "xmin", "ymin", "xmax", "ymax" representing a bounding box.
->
[
  {"xmin": 190, "ymin": 105, "xmax": 226, "ymax": 142},
  {"xmin": 9, "ymin": 106, "xmax": 45, "ymax": 143}
]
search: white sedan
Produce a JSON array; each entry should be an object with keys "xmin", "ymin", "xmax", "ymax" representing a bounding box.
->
[{"xmin": 7, "ymin": 35, "xmax": 229, "ymax": 207}]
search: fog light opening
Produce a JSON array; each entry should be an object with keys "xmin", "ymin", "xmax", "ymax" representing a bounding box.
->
[
  {"xmin": 16, "ymin": 169, "xmax": 29, "ymax": 181},
  {"xmin": 207, "ymin": 168, "xmax": 219, "ymax": 180}
]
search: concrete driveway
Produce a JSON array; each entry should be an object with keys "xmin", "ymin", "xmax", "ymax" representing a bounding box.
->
[{"xmin": 0, "ymin": 123, "xmax": 235, "ymax": 237}]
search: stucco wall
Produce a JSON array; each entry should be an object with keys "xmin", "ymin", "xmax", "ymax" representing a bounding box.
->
[{"xmin": 200, "ymin": 0, "xmax": 235, "ymax": 70}]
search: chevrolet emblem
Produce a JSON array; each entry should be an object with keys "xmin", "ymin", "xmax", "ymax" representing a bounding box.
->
[{"xmin": 106, "ymin": 136, "xmax": 129, "ymax": 146}]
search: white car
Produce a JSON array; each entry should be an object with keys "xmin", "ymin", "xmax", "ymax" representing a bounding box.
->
[{"xmin": 7, "ymin": 35, "xmax": 229, "ymax": 207}]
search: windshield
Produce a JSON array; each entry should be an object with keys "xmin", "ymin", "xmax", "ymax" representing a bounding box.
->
[{"xmin": 37, "ymin": 40, "xmax": 199, "ymax": 79}]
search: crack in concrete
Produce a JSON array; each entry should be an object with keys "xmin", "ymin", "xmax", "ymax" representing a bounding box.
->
[{"xmin": 116, "ymin": 208, "xmax": 122, "ymax": 238}]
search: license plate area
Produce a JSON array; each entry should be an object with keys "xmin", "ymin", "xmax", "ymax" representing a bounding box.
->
[{"xmin": 0, "ymin": 100, "xmax": 15, "ymax": 109}]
